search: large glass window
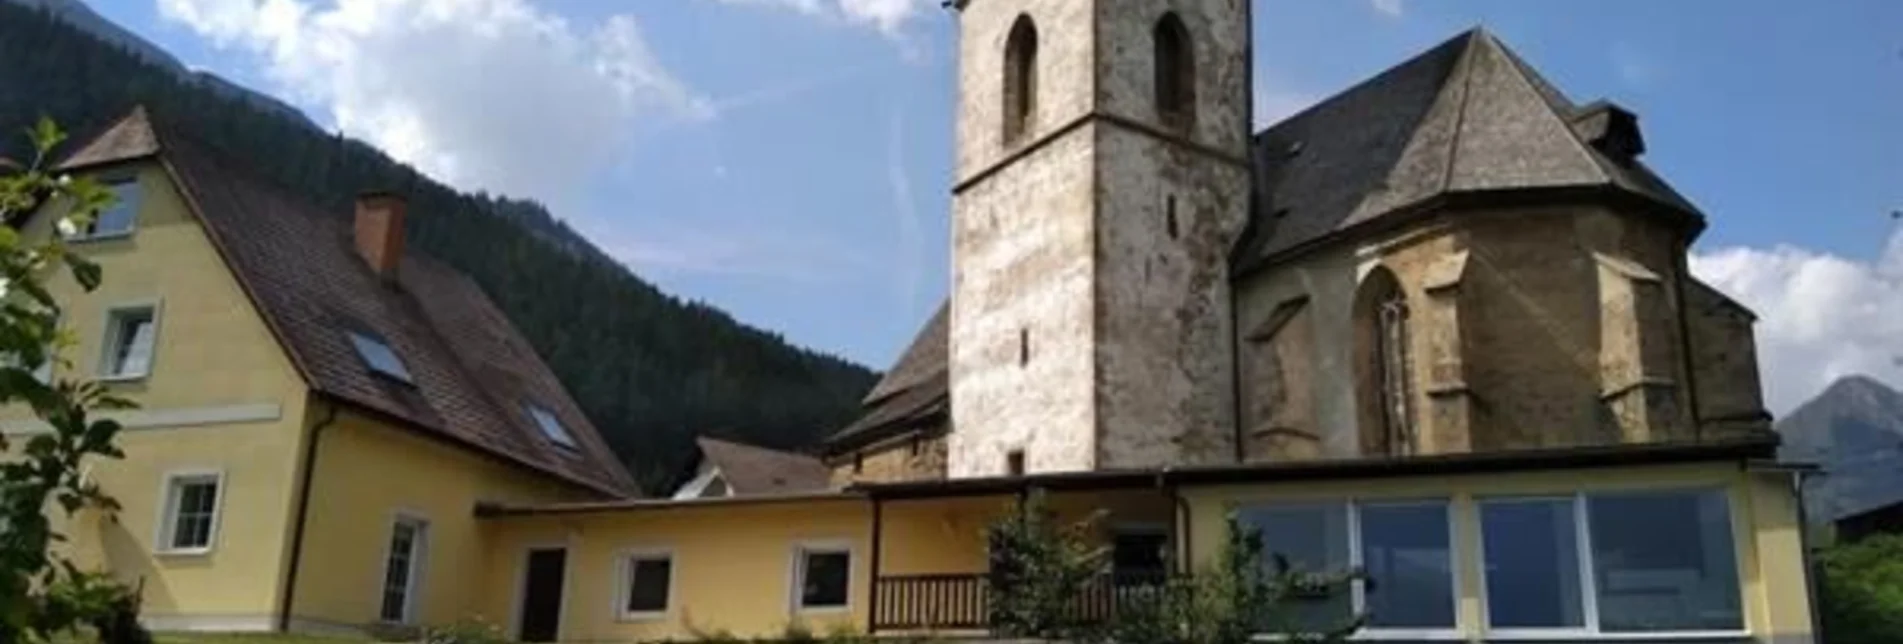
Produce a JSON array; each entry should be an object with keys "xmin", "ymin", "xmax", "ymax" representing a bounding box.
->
[
  {"xmin": 1358, "ymin": 502, "xmax": 1455, "ymax": 629},
  {"xmin": 1589, "ymin": 491, "xmax": 1743, "ymax": 632},
  {"xmin": 1240, "ymin": 500, "xmax": 1455, "ymax": 634},
  {"xmin": 1480, "ymin": 490, "xmax": 1742, "ymax": 636}
]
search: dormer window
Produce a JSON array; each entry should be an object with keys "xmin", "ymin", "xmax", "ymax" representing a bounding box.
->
[
  {"xmin": 526, "ymin": 403, "xmax": 578, "ymax": 449},
  {"xmin": 348, "ymin": 330, "xmax": 413, "ymax": 383},
  {"xmin": 72, "ymin": 178, "xmax": 140, "ymax": 240}
]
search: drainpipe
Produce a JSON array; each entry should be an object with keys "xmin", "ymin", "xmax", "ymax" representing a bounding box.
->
[{"xmin": 277, "ymin": 401, "xmax": 339, "ymax": 633}]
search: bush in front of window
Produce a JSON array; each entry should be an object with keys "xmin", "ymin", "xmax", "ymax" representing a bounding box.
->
[{"xmin": 0, "ymin": 118, "xmax": 145, "ymax": 644}]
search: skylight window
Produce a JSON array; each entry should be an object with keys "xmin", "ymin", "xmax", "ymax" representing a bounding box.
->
[
  {"xmin": 526, "ymin": 403, "xmax": 577, "ymax": 449},
  {"xmin": 349, "ymin": 331, "xmax": 412, "ymax": 383}
]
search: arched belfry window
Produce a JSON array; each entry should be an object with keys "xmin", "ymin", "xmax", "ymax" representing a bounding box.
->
[
  {"xmin": 1153, "ymin": 13, "xmax": 1195, "ymax": 129},
  {"xmin": 1003, "ymin": 15, "xmax": 1038, "ymax": 143},
  {"xmin": 1353, "ymin": 267, "xmax": 1416, "ymax": 456}
]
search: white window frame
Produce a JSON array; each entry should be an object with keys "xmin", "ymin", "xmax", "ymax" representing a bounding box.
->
[
  {"xmin": 1238, "ymin": 498, "xmax": 1463, "ymax": 642},
  {"xmin": 613, "ymin": 547, "xmax": 676, "ymax": 621},
  {"xmin": 98, "ymin": 300, "xmax": 161, "ymax": 381},
  {"xmin": 153, "ymin": 469, "xmax": 223, "ymax": 556},
  {"xmin": 788, "ymin": 539, "xmax": 853, "ymax": 614},
  {"xmin": 1475, "ymin": 489, "xmax": 1747, "ymax": 641},
  {"xmin": 377, "ymin": 512, "xmax": 431, "ymax": 625},
  {"xmin": 70, "ymin": 176, "xmax": 141, "ymax": 242},
  {"xmin": 525, "ymin": 403, "xmax": 578, "ymax": 449}
]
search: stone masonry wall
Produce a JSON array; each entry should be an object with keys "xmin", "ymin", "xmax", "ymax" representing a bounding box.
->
[{"xmin": 830, "ymin": 430, "xmax": 949, "ymax": 487}]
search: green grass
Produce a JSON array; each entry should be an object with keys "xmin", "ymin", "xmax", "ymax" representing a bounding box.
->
[{"xmin": 49, "ymin": 634, "xmax": 365, "ymax": 644}]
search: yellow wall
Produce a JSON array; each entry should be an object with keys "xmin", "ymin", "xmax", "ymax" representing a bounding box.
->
[
  {"xmin": 289, "ymin": 410, "xmax": 593, "ymax": 630},
  {"xmin": 878, "ymin": 490, "xmax": 1173, "ymax": 576},
  {"xmin": 480, "ymin": 498, "xmax": 873, "ymax": 641},
  {"xmin": 1181, "ymin": 462, "xmax": 1815, "ymax": 643},
  {"xmin": 4, "ymin": 159, "xmax": 312, "ymax": 627}
]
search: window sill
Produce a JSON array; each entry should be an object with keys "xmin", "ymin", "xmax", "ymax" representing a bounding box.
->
[
  {"xmin": 1483, "ymin": 630, "xmax": 1750, "ymax": 641},
  {"xmin": 615, "ymin": 611, "xmax": 668, "ymax": 623},
  {"xmin": 97, "ymin": 372, "xmax": 149, "ymax": 384},
  {"xmin": 67, "ymin": 231, "xmax": 135, "ymax": 244},
  {"xmin": 793, "ymin": 605, "xmax": 850, "ymax": 615},
  {"xmin": 154, "ymin": 546, "xmax": 213, "ymax": 557}
]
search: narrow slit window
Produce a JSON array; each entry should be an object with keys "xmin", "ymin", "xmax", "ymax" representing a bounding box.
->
[
  {"xmin": 1006, "ymin": 449, "xmax": 1025, "ymax": 476},
  {"xmin": 1018, "ymin": 327, "xmax": 1030, "ymax": 366},
  {"xmin": 1165, "ymin": 195, "xmax": 1180, "ymax": 239},
  {"xmin": 1153, "ymin": 13, "xmax": 1195, "ymax": 128}
]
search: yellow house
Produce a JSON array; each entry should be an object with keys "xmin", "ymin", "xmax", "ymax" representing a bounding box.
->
[{"xmin": 7, "ymin": 107, "xmax": 636, "ymax": 633}]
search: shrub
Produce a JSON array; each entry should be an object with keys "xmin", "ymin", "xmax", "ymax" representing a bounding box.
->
[{"xmin": 1818, "ymin": 533, "xmax": 1903, "ymax": 644}]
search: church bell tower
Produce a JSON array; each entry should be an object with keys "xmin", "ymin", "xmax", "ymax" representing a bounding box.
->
[{"xmin": 944, "ymin": 0, "xmax": 1254, "ymax": 477}]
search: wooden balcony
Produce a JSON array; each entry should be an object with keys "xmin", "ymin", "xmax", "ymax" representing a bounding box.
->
[{"xmin": 869, "ymin": 572, "xmax": 1170, "ymax": 634}]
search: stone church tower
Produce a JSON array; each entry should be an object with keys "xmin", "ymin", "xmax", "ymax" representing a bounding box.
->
[{"xmin": 944, "ymin": 0, "xmax": 1253, "ymax": 477}]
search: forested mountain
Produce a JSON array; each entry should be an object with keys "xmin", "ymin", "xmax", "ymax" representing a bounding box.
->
[
  {"xmin": 1777, "ymin": 375, "xmax": 1903, "ymax": 523},
  {"xmin": 0, "ymin": 1, "xmax": 879, "ymax": 493}
]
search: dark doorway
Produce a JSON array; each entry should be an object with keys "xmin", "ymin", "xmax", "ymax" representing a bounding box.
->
[{"xmin": 517, "ymin": 547, "xmax": 566, "ymax": 642}]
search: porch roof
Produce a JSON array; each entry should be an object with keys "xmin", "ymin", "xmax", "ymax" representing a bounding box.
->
[{"xmin": 851, "ymin": 435, "xmax": 1783, "ymax": 500}]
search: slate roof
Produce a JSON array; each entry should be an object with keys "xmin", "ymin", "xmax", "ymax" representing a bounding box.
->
[
  {"xmin": 826, "ymin": 28, "xmax": 1709, "ymax": 450},
  {"xmin": 825, "ymin": 303, "xmax": 948, "ymax": 453},
  {"xmin": 1239, "ymin": 28, "xmax": 1703, "ymax": 265},
  {"xmin": 694, "ymin": 436, "xmax": 833, "ymax": 495},
  {"xmin": 52, "ymin": 108, "xmax": 638, "ymax": 497}
]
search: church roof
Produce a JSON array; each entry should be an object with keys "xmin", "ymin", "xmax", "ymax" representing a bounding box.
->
[
  {"xmin": 49, "ymin": 108, "xmax": 639, "ymax": 497},
  {"xmin": 1238, "ymin": 28, "xmax": 1703, "ymax": 267},
  {"xmin": 828, "ymin": 28, "xmax": 1707, "ymax": 452}
]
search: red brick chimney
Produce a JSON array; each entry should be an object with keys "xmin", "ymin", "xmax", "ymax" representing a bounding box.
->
[{"xmin": 354, "ymin": 192, "xmax": 406, "ymax": 278}]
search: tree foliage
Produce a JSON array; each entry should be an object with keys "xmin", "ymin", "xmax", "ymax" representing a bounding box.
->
[
  {"xmin": 1818, "ymin": 533, "xmax": 1903, "ymax": 644},
  {"xmin": 0, "ymin": 1, "xmax": 880, "ymax": 493},
  {"xmin": 983, "ymin": 490, "xmax": 1109, "ymax": 638},
  {"xmin": 0, "ymin": 118, "xmax": 149, "ymax": 643}
]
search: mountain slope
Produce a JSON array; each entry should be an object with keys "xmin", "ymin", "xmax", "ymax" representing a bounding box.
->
[
  {"xmin": 0, "ymin": 1, "xmax": 877, "ymax": 493},
  {"xmin": 1777, "ymin": 375, "xmax": 1903, "ymax": 521}
]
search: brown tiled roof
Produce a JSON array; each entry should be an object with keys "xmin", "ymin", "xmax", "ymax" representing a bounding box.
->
[
  {"xmin": 54, "ymin": 109, "xmax": 637, "ymax": 497},
  {"xmin": 695, "ymin": 436, "xmax": 831, "ymax": 495},
  {"xmin": 1238, "ymin": 28, "xmax": 1704, "ymax": 268}
]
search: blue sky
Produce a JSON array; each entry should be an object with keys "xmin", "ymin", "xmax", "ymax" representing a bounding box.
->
[{"xmin": 86, "ymin": 0, "xmax": 1903, "ymax": 411}]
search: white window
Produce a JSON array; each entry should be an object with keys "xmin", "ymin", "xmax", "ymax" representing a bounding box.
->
[
  {"xmin": 156, "ymin": 471, "xmax": 221, "ymax": 554},
  {"xmin": 100, "ymin": 305, "xmax": 157, "ymax": 379},
  {"xmin": 525, "ymin": 403, "xmax": 577, "ymax": 449},
  {"xmin": 348, "ymin": 331, "xmax": 412, "ymax": 383},
  {"xmin": 1478, "ymin": 489, "xmax": 1743, "ymax": 637},
  {"xmin": 616, "ymin": 549, "xmax": 674, "ymax": 620},
  {"xmin": 792, "ymin": 543, "xmax": 851, "ymax": 612},
  {"xmin": 1236, "ymin": 499, "xmax": 1456, "ymax": 637},
  {"xmin": 73, "ymin": 178, "xmax": 139, "ymax": 240},
  {"xmin": 379, "ymin": 515, "xmax": 429, "ymax": 624}
]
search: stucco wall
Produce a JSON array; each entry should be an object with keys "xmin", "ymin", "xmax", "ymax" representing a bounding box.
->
[
  {"xmin": 950, "ymin": 125, "xmax": 1099, "ymax": 477},
  {"xmin": 480, "ymin": 499, "xmax": 873, "ymax": 641},
  {"xmin": 1180, "ymin": 461, "xmax": 1815, "ymax": 643},
  {"xmin": 288, "ymin": 410, "xmax": 589, "ymax": 631},
  {"xmin": 5, "ymin": 159, "xmax": 311, "ymax": 630},
  {"xmin": 1091, "ymin": 125, "xmax": 1245, "ymax": 468}
]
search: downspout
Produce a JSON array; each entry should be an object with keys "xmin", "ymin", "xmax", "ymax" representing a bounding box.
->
[{"xmin": 277, "ymin": 401, "xmax": 339, "ymax": 632}]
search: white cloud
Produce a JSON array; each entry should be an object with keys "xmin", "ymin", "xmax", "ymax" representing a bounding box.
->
[
  {"xmin": 710, "ymin": 0, "xmax": 927, "ymax": 36},
  {"xmin": 1371, "ymin": 0, "xmax": 1404, "ymax": 18},
  {"xmin": 156, "ymin": 0, "xmax": 710, "ymax": 205},
  {"xmin": 1691, "ymin": 228, "xmax": 1903, "ymax": 414}
]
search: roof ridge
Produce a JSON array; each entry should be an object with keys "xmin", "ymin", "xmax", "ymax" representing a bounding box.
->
[
  {"xmin": 1437, "ymin": 29, "xmax": 1485, "ymax": 196},
  {"xmin": 1473, "ymin": 32, "xmax": 1613, "ymax": 185}
]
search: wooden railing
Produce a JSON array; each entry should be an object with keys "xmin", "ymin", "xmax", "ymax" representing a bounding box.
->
[{"xmin": 870, "ymin": 573, "xmax": 1170, "ymax": 633}]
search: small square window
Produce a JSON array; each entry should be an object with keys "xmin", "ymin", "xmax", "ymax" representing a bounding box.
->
[
  {"xmin": 157, "ymin": 472, "xmax": 221, "ymax": 554},
  {"xmin": 349, "ymin": 331, "xmax": 413, "ymax": 383},
  {"xmin": 794, "ymin": 546, "xmax": 851, "ymax": 611},
  {"xmin": 526, "ymin": 403, "xmax": 577, "ymax": 449},
  {"xmin": 73, "ymin": 179, "xmax": 139, "ymax": 240},
  {"xmin": 621, "ymin": 552, "xmax": 673, "ymax": 618},
  {"xmin": 100, "ymin": 305, "xmax": 157, "ymax": 379}
]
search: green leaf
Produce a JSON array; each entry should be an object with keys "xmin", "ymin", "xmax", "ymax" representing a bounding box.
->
[
  {"xmin": 28, "ymin": 117, "xmax": 64, "ymax": 156},
  {"xmin": 61, "ymin": 254, "xmax": 99, "ymax": 292}
]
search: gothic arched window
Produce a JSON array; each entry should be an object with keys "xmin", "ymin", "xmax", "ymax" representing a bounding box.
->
[
  {"xmin": 1354, "ymin": 267, "xmax": 1416, "ymax": 456},
  {"xmin": 1153, "ymin": 13, "xmax": 1195, "ymax": 129},
  {"xmin": 1003, "ymin": 15, "xmax": 1039, "ymax": 143}
]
